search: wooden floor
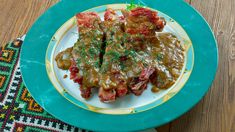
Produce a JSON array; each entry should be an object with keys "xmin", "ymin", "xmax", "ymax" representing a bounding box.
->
[{"xmin": 0, "ymin": 0, "xmax": 234, "ymax": 131}]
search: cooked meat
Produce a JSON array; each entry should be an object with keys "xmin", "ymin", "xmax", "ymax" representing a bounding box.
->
[
  {"xmin": 71, "ymin": 12, "xmax": 104, "ymax": 99},
  {"xmin": 122, "ymin": 7, "xmax": 165, "ymax": 36},
  {"xmin": 55, "ymin": 7, "xmax": 185, "ymax": 102},
  {"xmin": 98, "ymin": 88, "xmax": 116, "ymax": 102},
  {"xmin": 98, "ymin": 9, "xmax": 128, "ymax": 102},
  {"xmin": 121, "ymin": 7, "xmax": 166, "ymax": 95}
]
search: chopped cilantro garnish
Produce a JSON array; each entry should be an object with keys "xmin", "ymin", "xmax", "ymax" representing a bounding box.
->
[
  {"xmin": 120, "ymin": 61, "xmax": 126, "ymax": 70},
  {"xmin": 88, "ymin": 47, "xmax": 98, "ymax": 57},
  {"xmin": 94, "ymin": 60, "xmax": 100, "ymax": 68},
  {"xmin": 80, "ymin": 43, "xmax": 86, "ymax": 58},
  {"xmin": 122, "ymin": 33, "xmax": 128, "ymax": 43},
  {"xmin": 156, "ymin": 53, "xmax": 164, "ymax": 61},
  {"xmin": 106, "ymin": 51, "xmax": 121, "ymax": 63},
  {"xmin": 76, "ymin": 59, "xmax": 82, "ymax": 69}
]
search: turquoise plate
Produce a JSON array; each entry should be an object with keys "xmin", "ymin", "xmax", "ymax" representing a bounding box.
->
[
  {"xmin": 20, "ymin": 0, "xmax": 218, "ymax": 131},
  {"xmin": 46, "ymin": 4, "xmax": 194, "ymax": 115}
]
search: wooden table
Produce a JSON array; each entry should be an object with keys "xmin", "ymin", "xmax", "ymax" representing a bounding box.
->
[{"xmin": 0, "ymin": 0, "xmax": 234, "ymax": 131}]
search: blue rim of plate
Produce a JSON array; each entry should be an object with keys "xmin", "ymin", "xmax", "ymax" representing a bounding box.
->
[{"xmin": 20, "ymin": 0, "xmax": 218, "ymax": 131}]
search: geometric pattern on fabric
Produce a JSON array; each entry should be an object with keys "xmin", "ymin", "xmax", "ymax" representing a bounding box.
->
[{"xmin": 0, "ymin": 37, "xmax": 88, "ymax": 132}]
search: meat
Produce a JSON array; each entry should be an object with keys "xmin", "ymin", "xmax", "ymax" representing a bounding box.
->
[
  {"xmin": 69, "ymin": 60, "xmax": 83, "ymax": 84},
  {"xmin": 98, "ymin": 88, "xmax": 116, "ymax": 102},
  {"xmin": 72, "ymin": 12, "xmax": 104, "ymax": 99},
  {"xmin": 98, "ymin": 9, "xmax": 128, "ymax": 102},
  {"xmin": 129, "ymin": 67, "xmax": 155, "ymax": 95},
  {"xmin": 55, "ymin": 7, "xmax": 185, "ymax": 103},
  {"xmin": 122, "ymin": 8, "xmax": 185, "ymax": 91},
  {"xmin": 121, "ymin": 8, "xmax": 167, "ymax": 95},
  {"xmin": 122, "ymin": 7, "xmax": 165, "ymax": 36},
  {"xmin": 76, "ymin": 12, "xmax": 102, "ymax": 28}
]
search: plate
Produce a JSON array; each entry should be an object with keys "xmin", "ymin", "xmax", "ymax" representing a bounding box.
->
[
  {"xmin": 20, "ymin": 0, "xmax": 218, "ymax": 131},
  {"xmin": 46, "ymin": 4, "xmax": 194, "ymax": 114}
]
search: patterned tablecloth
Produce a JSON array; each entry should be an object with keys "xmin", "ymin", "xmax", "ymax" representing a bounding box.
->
[{"xmin": 0, "ymin": 37, "xmax": 86, "ymax": 132}]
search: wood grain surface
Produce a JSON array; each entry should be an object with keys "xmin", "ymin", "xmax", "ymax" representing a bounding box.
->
[
  {"xmin": 0, "ymin": 0, "xmax": 234, "ymax": 132},
  {"xmin": 0, "ymin": 0, "xmax": 58, "ymax": 46}
]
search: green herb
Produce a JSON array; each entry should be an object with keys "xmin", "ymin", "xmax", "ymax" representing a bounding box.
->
[
  {"xmin": 106, "ymin": 51, "xmax": 121, "ymax": 60},
  {"xmin": 94, "ymin": 60, "xmax": 100, "ymax": 68},
  {"xmin": 111, "ymin": 28, "xmax": 117, "ymax": 35},
  {"xmin": 157, "ymin": 76, "xmax": 164, "ymax": 85},
  {"xmin": 120, "ymin": 61, "xmax": 125, "ymax": 70},
  {"xmin": 124, "ymin": 49, "xmax": 138, "ymax": 62},
  {"xmin": 100, "ymin": 61, "xmax": 109, "ymax": 73},
  {"xmin": 88, "ymin": 47, "xmax": 99, "ymax": 57},
  {"xmin": 100, "ymin": 50, "xmax": 122, "ymax": 73},
  {"xmin": 80, "ymin": 42, "xmax": 86, "ymax": 58},
  {"xmin": 116, "ymin": 36, "xmax": 121, "ymax": 42},
  {"xmin": 94, "ymin": 30, "xmax": 101, "ymax": 36},
  {"xmin": 106, "ymin": 38, "xmax": 114, "ymax": 46},
  {"xmin": 76, "ymin": 59, "xmax": 82, "ymax": 69},
  {"xmin": 122, "ymin": 33, "xmax": 129, "ymax": 43},
  {"xmin": 78, "ymin": 41, "xmax": 92, "ymax": 67},
  {"xmin": 129, "ymin": 50, "xmax": 137, "ymax": 58},
  {"xmin": 126, "ymin": 0, "xmax": 144, "ymax": 11},
  {"xmin": 91, "ymin": 38, "xmax": 101, "ymax": 47},
  {"xmin": 156, "ymin": 53, "xmax": 164, "ymax": 61}
]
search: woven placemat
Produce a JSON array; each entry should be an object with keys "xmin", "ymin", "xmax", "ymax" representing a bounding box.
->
[{"xmin": 0, "ymin": 37, "xmax": 87, "ymax": 132}]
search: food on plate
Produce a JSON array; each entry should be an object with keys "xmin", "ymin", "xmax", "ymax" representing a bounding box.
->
[
  {"xmin": 150, "ymin": 33, "xmax": 185, "ymax": 89},
  {"xmin": 72, "ymin": 12, "xmax": 104, "ymax": 98},
  {"xmin": 98, "ymin": 9, "xmax": 128, "ymax": 102},
  {"xmin": 122, "ymin": 7, "xmax": 165, "ymax": 35},
  {"xmin": 121, "ymin": 7, "xmax": 163, "ymax": 96},
  {"xmin": 55, "ymin": 7, "xmax": 185, "ymax": 102},
  {"xmin": 55, "ymin": 47, "xmax": 73, "ymax": 70}
]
